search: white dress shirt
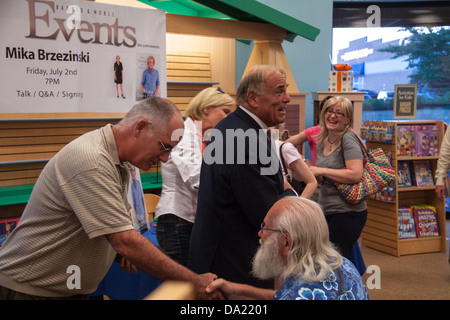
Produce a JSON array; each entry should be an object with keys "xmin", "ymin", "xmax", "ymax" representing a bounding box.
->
[
  {"xmin": 435, "ymin": 127, "xmax": 450, "ymax": 186},
  {"xmin": 155, "ymin": 117, "xmax": 203, "ymax": 223}
]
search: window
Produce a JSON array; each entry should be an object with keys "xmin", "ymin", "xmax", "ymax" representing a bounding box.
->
[{"xmin": 332, "ymin": 2, "xmax": 450, "ymax": 124}]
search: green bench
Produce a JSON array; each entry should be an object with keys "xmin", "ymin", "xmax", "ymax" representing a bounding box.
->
[{"xmin": 0, "ymin": 172, "xmax": 161, "ymax": 206}]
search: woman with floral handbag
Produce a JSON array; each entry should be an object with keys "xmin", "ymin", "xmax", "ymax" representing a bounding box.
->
[{"xmin": 309, "ymin": 96, "xmax": 367, "ymax": 261}]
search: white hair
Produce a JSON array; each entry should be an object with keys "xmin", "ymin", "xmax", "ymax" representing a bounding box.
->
[{"xmin": 275, "ymin": 197, "xmax": 343, "ymax": 283}]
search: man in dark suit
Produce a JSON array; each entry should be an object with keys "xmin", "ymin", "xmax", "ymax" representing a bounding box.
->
[{"xmin": 188, "ymin": 65, "xmax": 296, "ymax": 289}]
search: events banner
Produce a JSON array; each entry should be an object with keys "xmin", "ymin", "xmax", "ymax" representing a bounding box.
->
[{"xmin": 0, "ymin": 0, "xmax": 166, "ymax": 113}]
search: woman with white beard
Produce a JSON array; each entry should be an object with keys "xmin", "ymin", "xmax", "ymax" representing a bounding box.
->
[{"xmin": 206, "ymin": 197, "xmax": 368, "ymax": 300}]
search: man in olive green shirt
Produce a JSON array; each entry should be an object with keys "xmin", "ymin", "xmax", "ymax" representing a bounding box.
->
[{"xmin": 0, "ymin": 97, "xmax": 219, "ymax": 300}]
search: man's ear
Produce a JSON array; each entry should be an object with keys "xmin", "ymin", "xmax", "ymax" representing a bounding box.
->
[
  {"xmin": 247, "ymin": 90, "xmax": 258, "ymax": 108},
  {"xmin": 282, "ymin": 233, "xmax": 293, "ymax": 256},
  {"xmin": 135, "ymin": 119, "xmax": 149, "ymax": 136}
]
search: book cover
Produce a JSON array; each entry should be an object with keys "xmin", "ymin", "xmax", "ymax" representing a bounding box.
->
[
  {"xmin": 0, "ymin": 218, "xmax": 20, "ymax": 247},
  {"xmin": 412, "ymin": 205, "xmax": 440, "ymax": 237},
  {"xmin": 398, "ymin": 207, "xmax": 417, "ymax": 239},
  {"xmin": 415, "ymin": 125, "xmax": 432, "ymax": 157},
  {"xmin": 398, "ymin": 160, "xmax": 412, "ymax": 187},
  {"xmin": 429, "ymin": 125, "xmax": 440, "ymax": 156},
  {"xmin": 397, "ymin": 126, "xmax": 415, "ymax": 156},
  {"xmin": 413, "ymin": 160, "xmax": 434, "ymax": 187}
]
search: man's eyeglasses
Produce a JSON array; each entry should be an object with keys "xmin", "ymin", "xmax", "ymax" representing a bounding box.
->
[
  {"xmin": 158, "ymin": 139, "xmax": 172, "ymax": 153},
  {"xmin": 144, "ymin": 120, "xmax": 173, "ymax": 153},
  {"xmin": 260, "ymin": 221, "xmax": 284, "ymax": 234},
  {"xmin": 325, "ymin": 109, "xmax": 346, "ymax": 118}
]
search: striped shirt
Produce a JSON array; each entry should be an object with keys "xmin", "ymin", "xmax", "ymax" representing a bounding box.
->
[{"xmin": 0, "ymin": 124, "xmax": 134, "ymax": 297}]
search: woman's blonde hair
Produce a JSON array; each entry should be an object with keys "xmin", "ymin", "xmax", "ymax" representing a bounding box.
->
[
  {"xmin": 317, "ymin": 96, "xmax": 353, "ymax": 145},
  {"xmin": 184, "ymin": 87, "xmax": 235, "ymax": 120},
  {"xmin": 275, "ymin": 197, "xmax": 343, "ymax": 283}
]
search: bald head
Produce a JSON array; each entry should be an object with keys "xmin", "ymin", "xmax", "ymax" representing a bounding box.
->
[
  {"xmin": 113, "ymin": 97, "xmax": 184, "ymax": 170},
  {"xmin": 119, "ymin": 97, "xmax": 182, "ymax": 135},
  {"xmin": 236, "ymin": 65, "xmax": 286, "ymax": 105}
]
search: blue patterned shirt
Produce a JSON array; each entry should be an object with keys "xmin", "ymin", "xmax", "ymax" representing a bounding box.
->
[{"xmin": 274, "ymin": 258, "xmax": 369, "ymax": 300}]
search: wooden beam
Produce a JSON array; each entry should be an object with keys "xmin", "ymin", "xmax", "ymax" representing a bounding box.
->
[
  {"xmin": 166, "ymin": 14, "xmax": 287, "ymax": 42},
  {"xmin": 244, "ymin": 40, "xmax": 299, "ymax": 93}
]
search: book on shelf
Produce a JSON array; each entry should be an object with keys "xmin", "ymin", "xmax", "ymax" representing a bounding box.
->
[
  {"xmin": 0, "ymin": 218, "xmax": 20, "ymax": 247},
  {"xmin": 361, "ymin": 120, "xmax": 394, "ymax": 143},
  {"xmin": 397, "ymin": 125, "xmax": 416, "ymax": 156},
  {"xmin": 398, "ymin": 207, "xmax": 417, "ymax": 239},
  {"xmin": 412, "ymin": 160, "xmax": 434, "ymax": 187},
  {"xmin": 412, "ymin": 205, "xmax": 440, "ymax": 238},
  {"xmin": 416, "ymin": 125, "xmax": 432, "ymax": 156},
  {"xmin": 397, "ymin": 160, "xmax": 413, "ymax": 188},
  {"xmin": 397, "ymin": 124, "xmax": 439, "ymax": 156}
]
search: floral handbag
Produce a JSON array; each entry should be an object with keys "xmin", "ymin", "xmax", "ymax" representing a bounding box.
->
[{"xmin": 336, "ymin": 133, "xmax": 395, "ymax": 204}]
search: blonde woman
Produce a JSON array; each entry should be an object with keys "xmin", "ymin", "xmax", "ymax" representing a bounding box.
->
[
  {"xmin": 155, "ymin": 87, "xmax": 235, "ymax": 266},
  {"xmin": 309, "ymin": 96, "xmax": 367, "ymax": 262}
]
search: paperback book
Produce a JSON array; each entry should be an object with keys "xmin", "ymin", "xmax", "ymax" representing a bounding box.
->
[
  {"xmin": 398, "ymin": 207, "xmax": 417, "ymax": 239},
  {"xmin": 397, "ymin": 161, "xmax": 413, "ymax": 187},
  {"xmin": 412, "ymin": 160, "xmax": 434, "ymax": 187},
  {"xmin": 412, "ymin": 205, "xmax": 440, "ymax": 237}
]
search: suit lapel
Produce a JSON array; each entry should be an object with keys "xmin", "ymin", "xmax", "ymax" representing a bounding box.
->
[
  {"xmin": 233, "ymin": 107, "xmax": 283, "ymax": 187},
  {"xmin": 233, "ymin": 107, "xmax": 262, "ymax": 131}
]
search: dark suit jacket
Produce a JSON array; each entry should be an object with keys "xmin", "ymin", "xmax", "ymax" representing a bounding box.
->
[{"xmin": 188, "ymin": 107, "xmax": 295, "ymax": 288}]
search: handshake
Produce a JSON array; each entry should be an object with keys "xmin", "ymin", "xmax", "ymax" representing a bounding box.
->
[{"xmin": 195, "ymin": 273, "xmax": 274, "ymax": 300}]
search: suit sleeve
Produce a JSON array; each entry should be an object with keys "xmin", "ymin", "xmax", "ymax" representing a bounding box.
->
[{"xmin": 230, "ymin": 161, "xmax": 295, "ymax": 230}]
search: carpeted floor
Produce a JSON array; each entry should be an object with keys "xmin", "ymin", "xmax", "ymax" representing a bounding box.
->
[{"xmin": 360, "ymin": 220, "xmax": 450, "ymax": 300}]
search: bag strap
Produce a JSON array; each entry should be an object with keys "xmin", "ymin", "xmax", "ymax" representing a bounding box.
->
[
  {"xmin": 340, "ymin": 131, "xmax": 371, "ymax": 164},
  {"xmin": 351, "ymin": 131, "xmax": 372, "ymax": 160},
  {"xmin": 279, "ymin": 142, "xmax": 293, "ymax": 182}
]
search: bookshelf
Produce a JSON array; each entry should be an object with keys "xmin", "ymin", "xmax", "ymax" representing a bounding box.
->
[{"xmin": 361, "ymin": 120, "xmax": 446, "ymax": 256}]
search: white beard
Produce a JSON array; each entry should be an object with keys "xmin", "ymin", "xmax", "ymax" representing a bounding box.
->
[{"xmin": 251, "ymin": 233, "xmax": 284, "ymax": 280}]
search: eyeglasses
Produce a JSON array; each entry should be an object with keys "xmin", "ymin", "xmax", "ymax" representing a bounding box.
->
[
  {"xmin": 145, "ymin": 120, "xmax": 173, "ymax": 153},
  {"xmin": 325, "ymin": 109, "xmax": 346, "ymax": 118},
  {"xmin": 158, "ymin": 139, "xmax": 172, "ymax": 153},
  {"xmin": 260, "ymin": 221, "xmax": 284, "ymax": 234}
]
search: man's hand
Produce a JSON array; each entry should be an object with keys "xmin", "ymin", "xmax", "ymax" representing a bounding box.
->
[
  {"xmin": 206, "ymin": 278, "xmax": 235, "ymax": 300},
  {"xmin": 120, "ymin": 256, "xmax": 138, "ymax": 274},
  {"xmin": 194, "ymin": 273, "xmax": 225, "ymax": 300},
  {"xmin": 435, "ymin": 185, "xmax": 445, "ymax": 201}
]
